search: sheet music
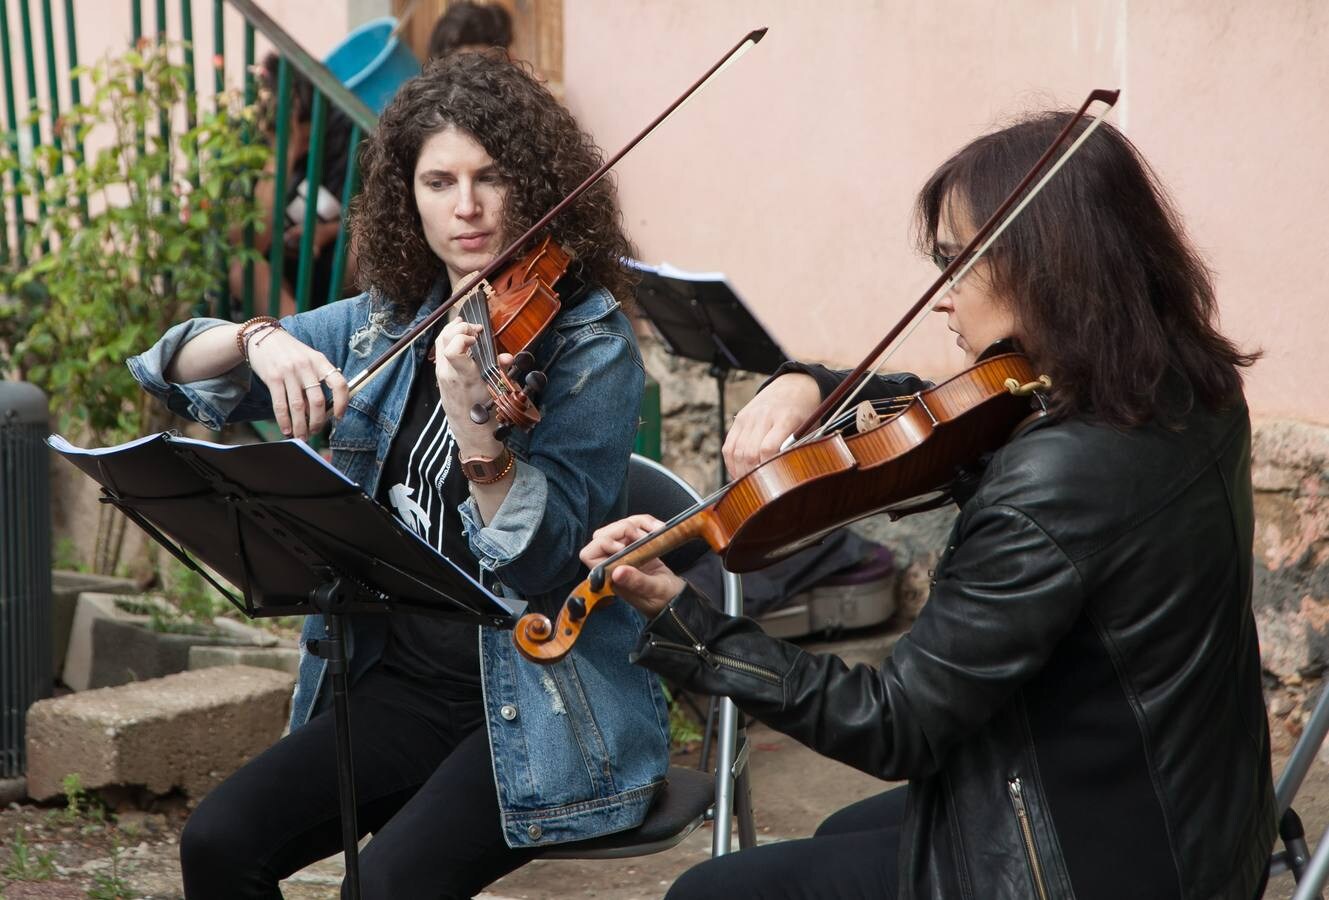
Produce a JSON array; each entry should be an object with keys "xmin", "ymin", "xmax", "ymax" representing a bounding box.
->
[
  {"xmin": 47, "ymin": 430, "xmax": 519, "ymax": 621},
  {"xmin": 623, "ymin": 256, "xmax": 729, "ymax": 283}
]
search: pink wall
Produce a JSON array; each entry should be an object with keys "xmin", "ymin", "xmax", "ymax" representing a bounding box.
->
[
  {"xmin": 562, "ymin": 1, "xmax": 1329, "ymax": 424},
  {"xmin": 11, "ymin": 1, "xmax": 351, "ymax": 110}
]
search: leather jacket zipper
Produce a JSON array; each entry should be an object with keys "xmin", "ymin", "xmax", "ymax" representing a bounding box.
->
[
  {"xmin": 1008, "ymin": 778, "xmax": 1050, "ymax": 900},
  {"xmin": 648, "ymin": 608, "xmax": 782, "ymax": 685}
]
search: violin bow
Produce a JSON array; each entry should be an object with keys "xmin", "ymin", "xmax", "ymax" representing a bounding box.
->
[
  {"xmin": 796, "ymin": 88, "xmax": 1120, "ymax": 443},
  {"xmin": 346, "ymin": 27, "xmax": 769, "ymax": 398}
]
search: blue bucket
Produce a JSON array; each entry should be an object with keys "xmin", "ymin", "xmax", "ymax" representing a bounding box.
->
[{"xmin": 324, "ymin": 17, "xmax": 421, "ymax": 115}]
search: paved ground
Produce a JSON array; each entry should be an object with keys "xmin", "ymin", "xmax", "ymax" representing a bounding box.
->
[{"xmin": 2, "ymin": 623, "xmax": 1325, "ymax": 899}]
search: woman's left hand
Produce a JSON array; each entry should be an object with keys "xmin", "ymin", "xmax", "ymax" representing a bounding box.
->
[
  {"xmin": 580, "ymin": 515, "xmax": 687, "ymax": 618},
  {"xmin": 433, "ymin": 318, "xmax": 508, "ymax": 458}
]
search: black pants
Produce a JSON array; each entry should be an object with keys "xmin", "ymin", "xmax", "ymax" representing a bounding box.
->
[
  {"xmin": 666, "ymin": 786, "xmax": 907, "ymax": 899},
  {"xmin": 664, "ymin": 785, "xmax": 1272, "ymax": 900},
  {"xmin": 179, "ymin": 667, "xmax": 536, "ymax": 899}
]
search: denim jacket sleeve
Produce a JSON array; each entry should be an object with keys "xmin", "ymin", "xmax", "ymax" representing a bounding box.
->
[
  {"xmin": 126, "ymin": 317, "xmax": 260, "ymax": 430},
  {"xmin": 125, "ymin": 300, "xmax": 368, "ymax": 430},
  {"xmin": 458, "ymin": 310, "xmax": 645, "ymax": 606}
]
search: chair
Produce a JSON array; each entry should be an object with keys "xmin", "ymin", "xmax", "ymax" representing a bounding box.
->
[
  {"xmin": 1272, "ymin": 679, "xmax": 1329, "ymax": 899},
  {"xmin": 540, "ymin": 454, "xmax": 757, "ymax": 859}
]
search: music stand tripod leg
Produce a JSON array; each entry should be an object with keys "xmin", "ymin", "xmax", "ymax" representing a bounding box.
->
[
  {"xmin": 308, "ymin": 574, "xmax": 363, "ymax": 900},
  {"xmin": 710, "ymin": 362, "xmax": 729, "ymax": 491}
]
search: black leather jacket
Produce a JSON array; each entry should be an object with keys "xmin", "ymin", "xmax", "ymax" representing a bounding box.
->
[{"xmin": 633, "ymin": 372, "xmax": 1275, "ymax": 899}]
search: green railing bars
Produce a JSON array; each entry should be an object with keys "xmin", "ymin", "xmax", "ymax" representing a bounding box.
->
[{"xmin": 0, "ymin": 0, "xmax": 379, "ymax": 321}]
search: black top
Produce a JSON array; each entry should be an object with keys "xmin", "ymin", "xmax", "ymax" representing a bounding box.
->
[{"xmin": 376, "ymin": 354, "xmax": 483, "ymax": 697}]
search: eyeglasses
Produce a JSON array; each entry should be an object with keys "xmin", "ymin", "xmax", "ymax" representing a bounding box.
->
[{"xmin": 930, "ymin": 247, "xmax": 958, "ymax": 273}]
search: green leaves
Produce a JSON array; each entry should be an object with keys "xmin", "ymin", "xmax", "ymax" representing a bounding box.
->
[{"xmin": 1, "ymin": 39, "xmax": 271, "ymax": 448}]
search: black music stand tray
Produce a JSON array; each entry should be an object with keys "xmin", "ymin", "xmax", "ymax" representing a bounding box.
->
[
  {"xmin": 627, "ymin": 259, "xmax": 787, "ymax": 489},
  {"xmin": 49, "ymin": 431, "xmax": 517, "ymax": 900}
]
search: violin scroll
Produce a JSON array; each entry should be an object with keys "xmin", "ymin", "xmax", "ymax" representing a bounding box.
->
[{"xmin": 513, "ymin": 573, "xmax": 619, "ymax": 664}]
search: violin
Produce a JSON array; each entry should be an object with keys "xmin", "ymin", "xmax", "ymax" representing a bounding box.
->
[
  {"xmin": 512, "ymin": 352, "xmax": 1046, "ymax": 662},
  {"xmin": 511, "ymin": 88, "xmax": 1120, "ymax": 665},
  {"xmin": 455, "ymin": 235, "xmax": 573, "ymax": 437}
]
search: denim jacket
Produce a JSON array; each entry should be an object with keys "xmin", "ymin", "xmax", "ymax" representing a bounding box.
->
[{"xmin": 127, "ymin": 283, "xmax": 670, "ymax": 848}]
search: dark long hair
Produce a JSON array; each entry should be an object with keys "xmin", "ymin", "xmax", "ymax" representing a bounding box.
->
[
  {"xmin": 916, "ymin": 112, "xmax": 1257, "ymax": 426},
  {"xmin": 351, "ymin": 51, "xmax": 636, "ymax": 313}
]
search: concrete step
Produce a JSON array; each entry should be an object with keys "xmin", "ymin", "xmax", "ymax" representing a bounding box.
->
[
  {"xmin": 189, "ymin": 644, "xmax": 301, "ymax": 675},
  {"xmin": 25, "ymin": 665, "xmax": 294, "ymax": 802}
]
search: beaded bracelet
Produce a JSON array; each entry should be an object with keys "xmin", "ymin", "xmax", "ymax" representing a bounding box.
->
[
  {"xmin": 235, "ymin": 315, "xmax": 279, "ymax": 361},
  {"xmin": 244, "ymin": 322, "xmax": 283, "ymax": 360}
]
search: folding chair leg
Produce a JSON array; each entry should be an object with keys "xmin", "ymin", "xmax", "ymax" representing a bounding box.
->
[
  {"xmin": 735, "ymin": 756, "xmax": 757, "ymax": 850},
  {"xmin": 1292, "ymin": 817, "xmax": 1329, "ymax": 900},
  {"xmin": 700, "ymin": 695, "xmax": 719, "ymax": 772},
  {"xmin": 1279, "ymin": 808, "xmax": 1314, "ymax": 884},
  {"xmin": 712, "ymin": 696, "xmax": 740, "ymax": 857}
]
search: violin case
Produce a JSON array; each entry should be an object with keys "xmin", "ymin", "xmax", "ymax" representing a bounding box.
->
[{"xmin": 680, "ymin": 535, "xmax": 898, "ymax": 640}]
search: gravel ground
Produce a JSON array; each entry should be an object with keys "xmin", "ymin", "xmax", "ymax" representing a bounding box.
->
[{"xmin": 2, "ymin": 666, "xmax": 1323, "ymax": 900}]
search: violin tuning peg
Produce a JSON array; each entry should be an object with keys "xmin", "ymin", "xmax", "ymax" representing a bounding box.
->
[
  {"xmin": 524, "ymin": 370, "xmax": 547, "ymax": 394},
  {"xmin": 567, "ymin": 596, "xmax": 588, "ymax": 622},
  {"xmin": 469, "ymin": 402, "xmax": 492, "ymax": 425},
  {"xmin": 512, "ymin": 350, "xmax": 535, "ymax": 372},
  {"xmin": 493, "ymin": 424, "xmax": 512, "ymax": 442}
]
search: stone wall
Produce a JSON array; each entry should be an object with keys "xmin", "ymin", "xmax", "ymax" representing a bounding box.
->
[{"xmin": 1252, "ymin": 420, "xmax": 1329, "ymax": 680}]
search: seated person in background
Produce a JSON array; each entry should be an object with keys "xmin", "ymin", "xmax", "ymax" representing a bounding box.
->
[
  {"xmin": 583, "ymin": 109, "xmax": 1276, "ymax": 900},
  {"xmin": 232, "ymin": 52, "xmax": 358, "ymax": 317},
  {"xmin": 428, "ymin": 0, "xmax": 513, "ymax": 60}
]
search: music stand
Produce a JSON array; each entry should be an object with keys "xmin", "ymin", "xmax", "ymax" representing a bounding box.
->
[
  {"xmin": 627, "ymin": 259, "xmax": 787, "ymax": 489},
  {"xmin": 49, "ymin": 431, "xmax": 516, "ymax": 900}
]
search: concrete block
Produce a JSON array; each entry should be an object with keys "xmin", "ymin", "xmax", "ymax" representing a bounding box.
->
[
  {"xmin": 210, "ymin": 616, "xmax": 279, "ymax": 647},
  {"xmin": 25, "ymin": 665, "xmax": 294, "ymax": 801},
  {"xmin": 189, "ymin": 644, "xmax": 301, "ymax": 675},
  {"xmin": 62, "ymin": 593, "xmax": 172, "ymax": 691},
  {"xmin": 63, "ymin": 594, "xmax": 285, "ymax": 691},
  {"xmin": 49, "ymin": 572, "xmax": 138, "ymax": 679}
]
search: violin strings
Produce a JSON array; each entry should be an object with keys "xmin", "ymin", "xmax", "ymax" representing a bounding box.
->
[
  {"xmin": 460, "ymin": 291, "xmax": 506, "ymax": 396},
  {"xmin": 604, "ymin": 395, "xmax": 913, "ymax": 570}
]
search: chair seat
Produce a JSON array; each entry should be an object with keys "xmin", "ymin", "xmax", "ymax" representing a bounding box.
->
[{"xmin": 539, "ymin": 766, "xmax": 714, "ymax": 859}]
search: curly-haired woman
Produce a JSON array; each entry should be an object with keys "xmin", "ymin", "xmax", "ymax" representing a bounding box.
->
[{"xmin": 128, "ymin": 52, "xmax": 668, "ymax": 899}]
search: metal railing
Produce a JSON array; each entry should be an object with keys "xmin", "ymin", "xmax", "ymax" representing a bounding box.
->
[{"xmin": 0, "ymin": 0, "xmax": 377, "ymax": 319}]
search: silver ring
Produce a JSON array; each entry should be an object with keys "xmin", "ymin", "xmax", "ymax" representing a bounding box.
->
[
  {"xmin": 301, "ymin": 382, "xmax": 321, "ymax": 391},
  {"xmin": 319, "ymin": 367, "xmax": 339, "ymax": 380}
]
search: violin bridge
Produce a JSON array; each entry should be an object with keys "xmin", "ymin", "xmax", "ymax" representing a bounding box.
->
[{"xmin": 854, "ymin": 400, "xmax": 882, "ymax": 433}]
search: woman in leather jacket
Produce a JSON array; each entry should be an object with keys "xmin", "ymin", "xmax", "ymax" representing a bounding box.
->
[
  {"xmin": 130, "ymin": 53, "xmax": 669, "ymax": 899},
  {"xmin": 584, "ymin": 112, "xmax": 1275, "ymax": 899}
]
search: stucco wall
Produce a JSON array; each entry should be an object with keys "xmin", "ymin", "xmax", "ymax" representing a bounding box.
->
[
  {"xmin": 562, "ymin": 1, "xmax": 1329, "ymax": 425},
  {"xmin": 4, "ymin": 0, "xmax": 350, "ymax": 116}
]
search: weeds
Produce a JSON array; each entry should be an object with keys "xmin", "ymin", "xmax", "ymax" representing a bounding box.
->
[
  {"xmin": 48, "ymin": 773, "xmax": 106, "ymax": 829},
  {"xmin": 1, "ymin": 825, "xmax": 56, "ymax": 881},
  {"xmin": 86, "ymin": 843, "xmax": 132, "ymax": 900}
]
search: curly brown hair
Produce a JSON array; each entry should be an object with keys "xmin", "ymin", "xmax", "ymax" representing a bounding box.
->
[{"xmin": 351, "ymin": 51, "xmax": 636, "ymax": 314}]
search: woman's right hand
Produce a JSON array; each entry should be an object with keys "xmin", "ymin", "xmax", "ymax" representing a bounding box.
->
[
  {"xmin": 247, "ymin": 328, "xmax": 349, "ymax": 439},
  {"xmin": 722, "ymin": 372, "xmax": 822, "ymax": 479}
]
